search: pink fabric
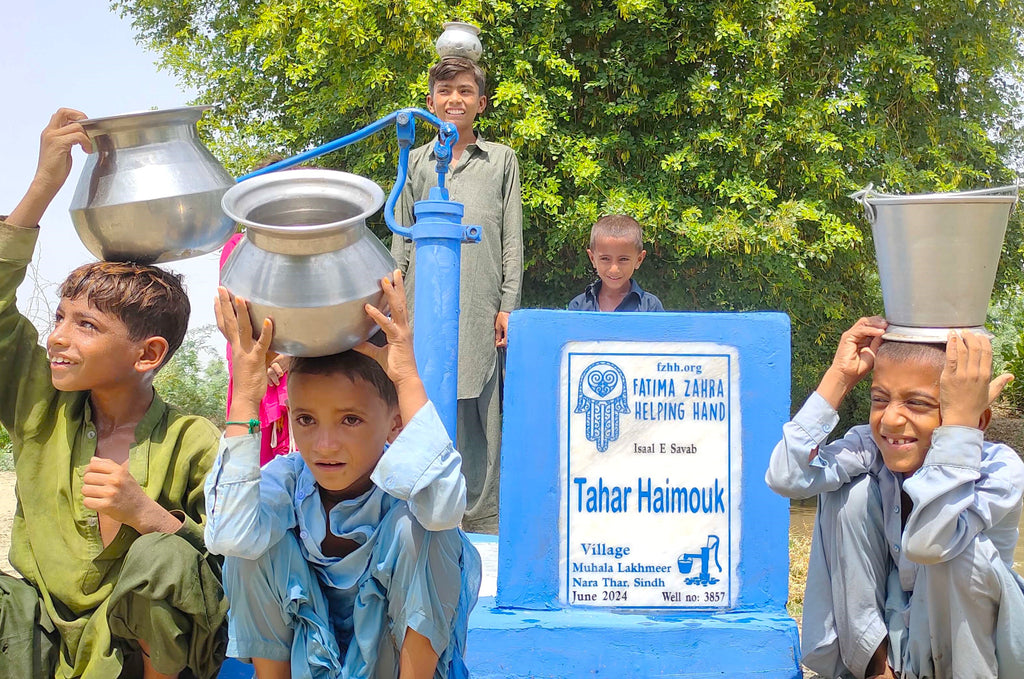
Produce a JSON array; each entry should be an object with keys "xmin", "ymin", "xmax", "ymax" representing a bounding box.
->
[{"xmin": 221, "ymin": 233, "xmax": 291, "ymax": 464}]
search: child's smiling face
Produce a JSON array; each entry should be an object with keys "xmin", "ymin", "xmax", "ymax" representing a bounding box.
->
[
  {"xmin": 47, "ymin": 295, "xmax": 155, "ymax": 392},
  {"xmin": 587, "ymin": 235, "xmax": 646, "ymax": 296},
  {"xmin": 869, "ymin": 354, "xmax": 943, "ymax": 475},
  {"xmin": 288, "ymin": 372, "xmax": 402, "ymax": 498},
  {"xmin": 427, "ymin": 72, "xmax": 486, "ymax": 136}
]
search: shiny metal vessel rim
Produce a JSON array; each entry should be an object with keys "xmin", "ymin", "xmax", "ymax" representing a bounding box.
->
[
  {"xmin": 881, "ymin": 324, "xmax": 993, "ymax": 343},
  {"xmin": 221, "ymin": 169, "xmax": 386, "ymax": 254},
  {"xmin": 851, "ymin": 184, "xmax": 1018, "ymax": 215},
  {"xmin": 223, "ymin": 167, "xmax": 385, "ymax": 236},
  {"xmin": 79, "ymin": 105, "xmax": 215, "ymax": 134},
  {"xmin": 442, "ymin": 21, "xmax": 481, "ymax": 34}
]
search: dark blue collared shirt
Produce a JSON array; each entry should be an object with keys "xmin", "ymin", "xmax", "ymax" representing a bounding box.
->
[{"xmin": 567, "ymin": 279, "xmax": 665, "ymax": 311}]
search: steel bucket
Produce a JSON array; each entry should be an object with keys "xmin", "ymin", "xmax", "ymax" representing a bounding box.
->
[
  {"xmin": 851, "ymin": 184, "xmax": 1017, "ymax": 341},
  {"xmin": 69, "ymin": 105, "xmax": 236, "ymax": 263},
  {"xmin": 220, "ymin": 169, "xmax": 395, "ymax": 357}
]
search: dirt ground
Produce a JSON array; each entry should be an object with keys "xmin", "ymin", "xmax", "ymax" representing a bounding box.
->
[{"xmin": 0, "ymin": 471, "xmax": 13, "ymax": 574}]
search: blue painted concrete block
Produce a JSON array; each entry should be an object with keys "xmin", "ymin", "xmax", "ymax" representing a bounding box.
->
[
  {"xmin": 467, "ymin": 598, "xmax": 800, "ymax": 678},
  {"xmin": 217, "ymin": 658, "xmax": 252, "ymax": 678},
  {"xmin": 499, "ymin": 310, "xmax": 792, "ymax": 611},
  {"xmin": 484, "ymin": 309, "xmax": 798, "ymax": 677}
]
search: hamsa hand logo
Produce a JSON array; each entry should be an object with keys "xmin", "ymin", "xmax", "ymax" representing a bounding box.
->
[{"xmin": 575, "ymin": 361, "xmax": 629, "ymax": 452}]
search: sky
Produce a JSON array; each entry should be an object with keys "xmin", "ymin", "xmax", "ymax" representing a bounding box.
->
[{"xmin": 1, "ymin": 3, "xmax": 221, "ymax": 335}]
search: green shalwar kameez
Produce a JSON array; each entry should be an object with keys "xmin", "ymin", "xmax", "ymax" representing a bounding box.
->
[{"xmin": 0, "ymin": 220, "xmax": 228, "ymax": 678}]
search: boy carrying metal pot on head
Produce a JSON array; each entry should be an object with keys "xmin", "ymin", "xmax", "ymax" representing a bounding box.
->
[
  {"xmin": 0, "ymin": 109, "xmax": 228, "ymax": 678},
  {"xmin": 766, "ymin": 317, "xmax": 1024, "ymax": 678},
  {"xmin": 391, "ymin": 55, "xmax": 524, "ymax": 535},
  {"xmin": 206, "ymin": 270, "xmax": 481, "ymax": 678}
]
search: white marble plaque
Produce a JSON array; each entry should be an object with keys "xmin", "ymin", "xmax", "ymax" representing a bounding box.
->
[{"xmin": 559, "ymin": 341, "xmax": 742, "ymax": 608}]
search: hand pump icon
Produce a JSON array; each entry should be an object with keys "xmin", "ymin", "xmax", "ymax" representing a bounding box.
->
[{"xmin": 678, "ymin": 535, "xmax": 722, "ymax": 587}]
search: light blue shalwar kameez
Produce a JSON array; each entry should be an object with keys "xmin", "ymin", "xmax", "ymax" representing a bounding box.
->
[
  {"xmin": 204, "ymin": 402, "xmax": 481, "ymax": 679},
  {"xmin": 766, "ymin": 392, "xmax": 1024, "ymax": 679}
]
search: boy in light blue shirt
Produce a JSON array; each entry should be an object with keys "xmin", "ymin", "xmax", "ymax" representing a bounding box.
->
[
  {"xmin": 205, "ymin": 271, "xmax": 480, "ymax": 678},
  {"xmin": 766, "ymin": 317, "xmax": 1024, "ymax": 678}
]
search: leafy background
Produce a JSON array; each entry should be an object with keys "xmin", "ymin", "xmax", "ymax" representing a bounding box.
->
[{"xmin": 107, "ymin": 0, "xmax": 1024, "ymax": 426}]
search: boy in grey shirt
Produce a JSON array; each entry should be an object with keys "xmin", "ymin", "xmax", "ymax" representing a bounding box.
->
[
  {"xmin": 392, "ymin": 56, "xmax": 523, "ymax": 534},
  {"xmin": 766, "ymin": 316, "xmax": 1024, "ymax": 678}
]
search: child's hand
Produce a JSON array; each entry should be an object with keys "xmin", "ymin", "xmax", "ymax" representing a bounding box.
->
[
  {"xmin": 8, "ymin": 108, "xmax": 93, "ymax": 228},
  {"xmin": 82, "ymin": 457, "xmax": 180, "ymax": 534},
  {"xmin": 816, "ymin": 316, "xmax": 887, "ymax": 409},
  {"xmin": 32, "ymin": 108, "xmax": 93, "ymax": 197},
  {"xmin": 267, "ymin": 354, "xmax": 288, "ymax": 387},
  {"xmin": 355, "ymin": 270, "xmax": 419, "ymax": 387},
  {"xmin": 355, "ymin": 270, "xmax": 429, "ymax": 423},
  {"xmin": 494, "ymin": 311, "xmax": 510, "ymax": 348},
  {"xmin": 214, "ymin": 286, "xmax": 274, "ymax": 411},
  {"xmin": 939, "ymin": 330, "xmax": 1013, "ymax": 428}
]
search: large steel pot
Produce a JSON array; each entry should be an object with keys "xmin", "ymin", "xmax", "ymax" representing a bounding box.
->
[
  {"xmin": 220, "ymin": 169, "xmax": 394, "ymax": 357},
  {"xmin": 69, "ymin": 105, "xmax": 235, "ymax": 263},
  {"xmin": 852, "ymin": 184, "xmax": 1017, "ymax": 341}
]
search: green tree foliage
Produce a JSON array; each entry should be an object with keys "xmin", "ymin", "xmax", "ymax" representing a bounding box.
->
[
  {"xmin": 115, "ymin": 0, "xmax": 1024, "ymax": 421},
  {"xmin": 154, "ymin": 327, "xmax": 229, "ymax": 428},
  {"xmin": 0, "ymin": 425, "xmax": 12, "ymax": 471},
  {"xmin": 991, "ymin": 286, "xmax": 1024, "ymax": 413}
]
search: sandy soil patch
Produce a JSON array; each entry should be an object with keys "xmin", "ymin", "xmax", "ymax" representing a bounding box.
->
[{"xmin": 0, "ymin": 471, "xmax": 14, "ymax": 574}]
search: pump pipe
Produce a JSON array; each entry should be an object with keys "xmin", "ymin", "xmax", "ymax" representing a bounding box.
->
[{"xmin": 234, "ymin": 107, "xmax": 479, "ymax": 438}]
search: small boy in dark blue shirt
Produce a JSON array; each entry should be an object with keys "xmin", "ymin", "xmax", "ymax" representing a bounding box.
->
[{"xmin": 568, "ymin": 214, "xmax": 664, "ymax": 311}]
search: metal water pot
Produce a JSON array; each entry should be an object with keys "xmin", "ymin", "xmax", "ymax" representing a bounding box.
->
[
  {"xmin": 69, "ymin": 105, "xmax": 236, "ymax": 263},
  {"xmin": 852, "ymin": 184, "xmax": 1018, "ymax": 341},
  {"xmin": 219, "ymin": 169, "xmax": 395, "ymax": 357},
  {"xmin": 435, "ymin": 22, "xmax": 483, "ymax": 61}
]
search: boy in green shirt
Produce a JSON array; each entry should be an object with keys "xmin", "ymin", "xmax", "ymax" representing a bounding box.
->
[{"xmin": 0, "ymin": 109, "xmax": 227, "ymax": 678}]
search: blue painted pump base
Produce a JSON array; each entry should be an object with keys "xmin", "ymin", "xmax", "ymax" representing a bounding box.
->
[
  {"xmin": 219, "ymin": 605, "xmax": 802, "ymax": 678},
  {"xmin": 467, "ymin": 599, "xmax": 801, "ymax": 678}
]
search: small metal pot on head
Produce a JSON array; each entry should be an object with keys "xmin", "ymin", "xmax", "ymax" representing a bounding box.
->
[
  {"xmin": 852, "ymin": 184, "xmax": 1018, "ymax": 342},
  {"xmin": 69, "ymin": 105, "xmax": 236, "ymax": 263},
  {"xmin": 435, "ymin": 22, "xmax": 483, "ymax": 61},
  {"xmin": 220, "ymin": 169, "xmax": 395, "ymax": 357}
]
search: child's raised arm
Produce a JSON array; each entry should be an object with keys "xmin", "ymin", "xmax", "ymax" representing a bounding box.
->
[
  {"xmin": 902, "ymin": 330, "xmax": 1021, "ymax": 565},
  {"xmin": 8, "ymin": 108, "xmax": 92, "ymax": 228},
  {"xmin": 214, "ymin": 286, "xmax": 274, "ymax": 437},
  {"xmin": 815, "ymin": 316, "xmax": 887, "ymax": 410},
  {"xmin": 355, "ymin": 270, "xmax": 429, "ymax": 425}
]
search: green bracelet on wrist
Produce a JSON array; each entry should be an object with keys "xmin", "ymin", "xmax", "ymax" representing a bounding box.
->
[{"xmin": 226, "ymin": 418, "xmax": 260, "ymax": 435}]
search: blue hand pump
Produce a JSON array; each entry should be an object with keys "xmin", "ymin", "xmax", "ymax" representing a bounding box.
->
[{"xmin": 237, "ymin": 108, "xmax": 480, "ymax": 438}]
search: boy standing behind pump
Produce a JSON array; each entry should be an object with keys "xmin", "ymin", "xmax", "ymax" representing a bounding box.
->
[
  {"xmin": 392, "ymin": 56, "xmax": 524, "ymax": 535},
  {"xmin": 0, "ymin": 109, "xmax": 226, "ymax": 678}
]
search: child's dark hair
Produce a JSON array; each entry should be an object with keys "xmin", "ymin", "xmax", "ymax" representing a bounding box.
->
[
  {"xmin": 428, "ymin": 57, "xmax": 486, "ymax": 96},
  {"xmin": 589, "ymin": 214, "xmax": 644, "ymax": 251},
  {"xmin": 875, "ymin": 340, "xmax": 946, "ymax": 373},
  {"xmin": 289, "ymin": 351, "xmax": 398, "ymax": 409},
  {"xmin": 58, "ymin": 262, "xmax": 189, "ymax": 369}
]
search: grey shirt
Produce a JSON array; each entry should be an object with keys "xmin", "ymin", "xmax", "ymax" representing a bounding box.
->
[
  {"xmin": 392, "ymin": 135, "xmax": 524, "ymax": 399},
  {"xmin": 766, "ymin": 391, "xmax": 1024, "ymax": 580},
  {"xmin": 765, "ymin": 391, "xmax": 1024, "ymax": 677}
]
